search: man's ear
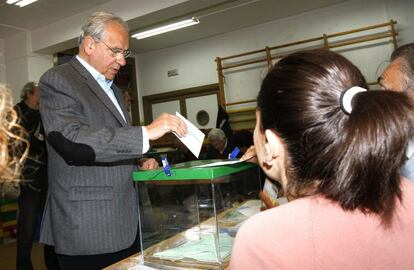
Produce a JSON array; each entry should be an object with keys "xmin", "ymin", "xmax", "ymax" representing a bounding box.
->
[
  {"xmin": 263, "ymin": 129, "xmax": 281, "ymax": 165},
  {"xmin": 84, "ymin": 37, "xmax": 95, "ymax": 55}
]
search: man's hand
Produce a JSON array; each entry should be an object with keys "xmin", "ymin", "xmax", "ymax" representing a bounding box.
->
[
  {"xmin": 145, "ymin": 113, "xmax": 187, "ymax": 141},
  {"xmin": 138, "ymin": 158, "xmax": 159, "ymax": 170}
]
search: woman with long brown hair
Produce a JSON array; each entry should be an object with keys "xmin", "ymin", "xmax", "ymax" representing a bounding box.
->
[{"xmin": 230, "ymin": 50, "xmax": 414, "ymax": 269}]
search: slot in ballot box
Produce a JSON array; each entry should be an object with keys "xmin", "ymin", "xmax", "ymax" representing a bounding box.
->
[{"xmin": 134, "ymin": 159, "xmax": 262, "ymax": 270}]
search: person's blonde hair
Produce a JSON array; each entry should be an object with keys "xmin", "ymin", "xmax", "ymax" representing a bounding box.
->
[{"xmin": 0, "ymin": 84, "xmax": 28, "ymax": 183}]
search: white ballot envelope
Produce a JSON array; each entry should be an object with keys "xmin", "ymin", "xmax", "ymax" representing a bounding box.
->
[
  {"xmin": 193, "ymin": 160, "xmax": 243, "ymax": 168},
  {"xmin": 174, "ymin": 112, "xmax": 205, "ymax": 158}
]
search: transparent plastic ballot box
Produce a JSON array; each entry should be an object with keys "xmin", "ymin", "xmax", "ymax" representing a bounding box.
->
[{"xmin": 133, "ymin": 159, "xmax": 262, "ymax": 270}]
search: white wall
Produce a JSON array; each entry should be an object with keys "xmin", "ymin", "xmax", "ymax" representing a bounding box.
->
[
  {"xmin": 4, "ymin": 31, "xmax": 53, "ymax": 103},
  {"xmin": 5, "ymin": 32, "xmax": 29, "ymax": 102},
  {"xmin": 384, "ymin": 0, "xmax": 414, "ymax": 45},
  {"xmin": 26, "ymin": 31, "xmax": 54, "ymax": 86},
  {"xmin": 136, "ymin": 0, "xmax": 414, "ymax": 122}
]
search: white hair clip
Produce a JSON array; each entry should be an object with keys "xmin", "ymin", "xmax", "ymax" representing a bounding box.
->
[{"xmin": 339, "ymin": 86, "xmax": 367, "ymax": 115}]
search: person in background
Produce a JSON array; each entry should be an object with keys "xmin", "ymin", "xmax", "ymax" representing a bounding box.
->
[
  {"xmin": 206, "ymin": 128, "xmax": 238, "ymax": 159},
  {"xmin": 122, "ymin": 89, "xmax": 134, "ymax": 112},
  {"xmin": 378, "ymin": 43, "xmax": 414, "ymax": 92},
  {"xmin": 230, "ymin": 49, "xmax": 414, "ymax": 269},
  {"xmin": 14, "ymin": 82, "xmax": 59, "ymax": 270},
  {"xmin": 39, "ymin": 12, "xmax": 187, "ymax": 269},
  {"xmin": 378, "ymin": 43, "xmax": 414, "ymax": 180}
]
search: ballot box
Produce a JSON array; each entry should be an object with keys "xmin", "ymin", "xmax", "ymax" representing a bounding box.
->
[{"xmin": 133, "ymin": 159, "xmax": 262, "ymax": 270}]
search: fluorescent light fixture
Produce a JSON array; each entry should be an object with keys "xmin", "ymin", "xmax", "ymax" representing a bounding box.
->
[
  {"xmin": 16, "ymin": 0, "xmax": 38, "ymax": 7},
  {"xmin": 132, "ymin": 17, "xmax": 199, "ymax": 40},
  {"xmin": 7, "ymin": 0, "xmax": 38, "ymax": 7}
]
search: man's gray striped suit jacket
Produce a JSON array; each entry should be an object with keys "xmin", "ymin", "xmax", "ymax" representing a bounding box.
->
[{"xmin": 39, "ymin": 57, "xmax": 143, "ymax": 256}]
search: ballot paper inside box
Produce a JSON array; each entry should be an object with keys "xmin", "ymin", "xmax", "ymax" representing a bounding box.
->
[{"xmin": 133, "ymin": 160, "xmax": 262, "ymax": 270}]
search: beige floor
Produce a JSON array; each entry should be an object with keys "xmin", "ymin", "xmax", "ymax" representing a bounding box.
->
[{"xmin": 0, "ymin": 239, "xmax": 46, "ymax": 270}]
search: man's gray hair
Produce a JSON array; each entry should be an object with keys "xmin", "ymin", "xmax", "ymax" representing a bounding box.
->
[
  {"xmin": 208, "ymin": 128, "xmax": 226, "ymax": 142},
  {"xmin": 79, "ymin": 11, "xmax": 129, "ymax": 45},
  {"xmin": 20, "ymin": 82, "xmax": 37, "ymax": 100},
  {"xmin": 391, "ymin": 43, "xmax": 414, "ymax": 91}
]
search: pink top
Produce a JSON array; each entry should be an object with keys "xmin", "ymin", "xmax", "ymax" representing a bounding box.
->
[{"xmin": 230, "ymin": 179, "xmax": 414, "ymax": 270}]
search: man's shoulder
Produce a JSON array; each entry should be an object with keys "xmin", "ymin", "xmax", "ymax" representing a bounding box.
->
[
  {"xmin": 44, "ymin": 60, "xmax": 73, "ymax": 75},
  {"xmin": 40, "ymin": 58, "xmax": 81, "ymax": 83}
]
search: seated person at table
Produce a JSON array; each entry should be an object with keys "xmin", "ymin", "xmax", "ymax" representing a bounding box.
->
[
  {"xmin": 230, "ymin": 49, "xmax": 414, "ymax": 270},
  {"xmin": 206, "ymin": 128, "xmax": 240, "ymax": 159}
]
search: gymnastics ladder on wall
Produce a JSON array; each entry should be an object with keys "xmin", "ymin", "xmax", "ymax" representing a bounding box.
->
[{"xmin": 215, "ymin": 20, "xmax": 398, "ymax": 130}]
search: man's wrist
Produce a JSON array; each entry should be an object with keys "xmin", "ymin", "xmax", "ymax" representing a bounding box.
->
[{"xmin": 142, "ymin": 127, "xmax": 150, "ymax": 153}]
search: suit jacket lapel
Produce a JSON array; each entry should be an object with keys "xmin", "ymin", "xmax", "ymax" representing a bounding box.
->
[
  {"xmin": 70, "ymin": 58, "xmax": 128, "ymax": 127},
  {"xmin": 112, "ymin": 84, "xmax": 132, "ymax": 126}
]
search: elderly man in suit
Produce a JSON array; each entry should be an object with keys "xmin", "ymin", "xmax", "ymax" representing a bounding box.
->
[
  {"xmin": 39, "ymin": 12, "xmax": 187, "ymax": 269},
  {"xmin": 378, "ymin": 43, "xmax": 414, "ymax": 181}
]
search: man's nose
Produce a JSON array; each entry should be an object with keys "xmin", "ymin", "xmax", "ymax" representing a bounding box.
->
[{"xmin": 116, "ymin": 54, "xmax": 127, "ymax": 66}]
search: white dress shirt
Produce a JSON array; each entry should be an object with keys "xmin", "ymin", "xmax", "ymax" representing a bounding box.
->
[{"xmin": 76, "ymin": 55, "xmax": 149, "ymax": 153}]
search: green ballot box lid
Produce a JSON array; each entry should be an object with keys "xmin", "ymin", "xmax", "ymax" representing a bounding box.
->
[{"xmin": 133, "ymin": 159, "xmax": 256, "ymax": 182}]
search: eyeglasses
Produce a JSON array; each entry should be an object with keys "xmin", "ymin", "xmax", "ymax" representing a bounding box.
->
[{"xmin": 97, "ymin": 39, "xmax": 131, "ymax": 58}]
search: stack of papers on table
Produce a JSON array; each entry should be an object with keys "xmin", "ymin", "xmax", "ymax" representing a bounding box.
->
[
  {"xmin": 235, "ymin": 200, "xmax": 261, "ymax": 217},
  {"xmin": 153, "ymin": 233, "xmax": 234, "ymax": 262}
]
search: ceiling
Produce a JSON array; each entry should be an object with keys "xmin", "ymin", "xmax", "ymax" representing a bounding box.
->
[
  {"xmin": 0, "ymin": 0, "xmax": 113, "ymax": 37},
  {"xmin": 0, "ymin": 0, "xmax": 347, "ymax": 54}
]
